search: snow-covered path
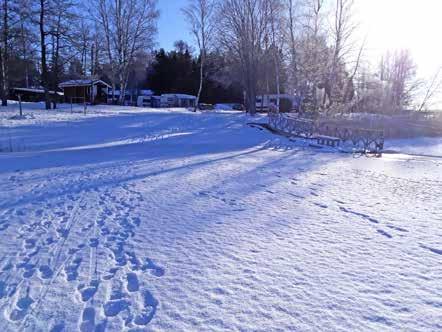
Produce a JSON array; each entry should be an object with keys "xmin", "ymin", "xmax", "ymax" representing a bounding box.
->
[{"xmin": 0, "ymin": 106, "xmax": 441, "ymax": 331}]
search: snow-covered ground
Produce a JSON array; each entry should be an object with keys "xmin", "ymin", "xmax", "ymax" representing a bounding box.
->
[{"xmin": 0, "ymin": 104, "xmax": 441, "ymax": 331}]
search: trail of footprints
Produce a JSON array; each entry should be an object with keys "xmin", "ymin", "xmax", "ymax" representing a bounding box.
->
[
  {"xmin": 288, "ymin": 174, "xmax": 411, "ymax": 240},
  {"xmin": 0, "ymin": 183, "xmax": 165, "ymax": 331}
]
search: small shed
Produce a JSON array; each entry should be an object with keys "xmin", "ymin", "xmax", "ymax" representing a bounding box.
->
[
  {"xmin": 11, "ymin": 87, "xmax": 64, "ymax": 102},
  {"xmin": 59, "ymin": 79, "xmax": 111, "ymax": 104}
]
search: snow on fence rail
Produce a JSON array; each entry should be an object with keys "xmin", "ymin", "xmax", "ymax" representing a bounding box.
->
[{"xmin": 268, "ymin": 111, "xmax": 385, "ymax": 153}]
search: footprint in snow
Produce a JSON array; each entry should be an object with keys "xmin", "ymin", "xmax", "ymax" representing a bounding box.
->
[
  {"xmin": 313, "ymin": 202, "xmax": 328, "ymax": 209},
  {"xmin": 386, "ymin": 225, "xmax": 408, "ymax": 233},
  {"xmin": 126, "ymin": 273, "xmax": 139, "ymax": 292},
  {"xmin": 49, "ymin": 322, "xmax": 65, "ymax": 332},
  {"xmin": 377, "ymin": 229, "xmax": 393, "ymax": 239},
  {"xmin": 141, "ymin": 258, "xmax": 165, "ymax": 277},
  {"xmin": 103, "ymin": 282, "xmax": 129, "ymax": 318},
  {"xmin": 89, "ymin": 238, "xmax": 99, "ymax": 248},
  {"xmin": 80, "ymin": 307, "xmax": 96, "ymax": 332},
  {"xmin": 420, "ymin": 244, "xmax": 442, "ymax": 256},
  {"xmin": 38, "ymin": 264, "xmax": 54, "ymax": 279},
  {"xmin": 23, "ymin": 238, "xmax": 37, "ymax": 250},
  {"xmin": 78, "ymin": 280, "xmax": 100, "ymax": 302},
  {"xmin": 103, "ymin": 267, "xmax": 119, "ymax": 281},
  {"xmin": 64, "ymin": 256, "xmax": 82, "ymax": 282},
  {"xmin": 8, "ymin": 287, "xmax": 34, "ymax": 322},
  {"xmin": 133, "ymin": 290, "xmax": 158, "ymax": 326}
]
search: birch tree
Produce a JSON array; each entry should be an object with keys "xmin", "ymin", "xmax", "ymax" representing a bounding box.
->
[{"xmin": 183, "ymin": 0, "xmax": 215, "ymax": 111}]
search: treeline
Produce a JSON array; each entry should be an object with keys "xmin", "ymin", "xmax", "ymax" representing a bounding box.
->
[
  {"xmin": 0, "ymin": 0, "xmax": 439, "ymax": 112},
  {"xmin": 146, "ymin": 42, "xmax": 243, "ymax": 104}
]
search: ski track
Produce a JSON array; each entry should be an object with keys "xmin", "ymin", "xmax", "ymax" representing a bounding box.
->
[{"xmin": 0, "ymin": 107, "xmax": 441, "ymax": 331}]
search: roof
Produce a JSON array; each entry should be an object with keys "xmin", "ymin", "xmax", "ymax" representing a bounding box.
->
[
  {"xmin": 13, "ymin": 87, "xmax": 64, "ymax": 96},
  {"xmin": 59, "ymin": 79, "xmax": 111, "ymax": 88}
]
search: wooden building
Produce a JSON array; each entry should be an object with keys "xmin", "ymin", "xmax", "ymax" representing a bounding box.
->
[
  {"xmin": 59, "ymin": 79, "xmax": 111, "ymax": 104},
  {"xmin": 11, "ymin": 88, "xmax": 64, "ymax": 102}
]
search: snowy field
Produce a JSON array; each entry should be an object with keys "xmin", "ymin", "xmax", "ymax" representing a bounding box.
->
[{"xmin": 0, "ymin": 103, "xmax": 441, "ymax": 331}]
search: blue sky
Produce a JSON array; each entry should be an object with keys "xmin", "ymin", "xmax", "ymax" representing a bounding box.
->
[{"xmin": 157, "ymin": 0, "xmax": 193, "ymax": 51}]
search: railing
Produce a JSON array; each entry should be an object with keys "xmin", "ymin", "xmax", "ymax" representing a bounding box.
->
[{"xmin": 268, "ymin": 111, "xmax": 385, "ymax": 154}]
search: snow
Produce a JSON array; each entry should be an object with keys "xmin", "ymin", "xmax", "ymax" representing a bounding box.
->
[
  {"xmin": 385, "ymin": 137, "xmax": 442, "ymax": 157},
  {"xmin": 0, "ymin": 103, "xmax": 441, "ymax": 331},
  {"xmin": 59, "ymin": 80, "xmax": 111, "ymax": 88},
  {"xmin": 13, "ymin": 88, "xmax": 64, "ymax": 96},
  {"xmin": 214, "ymin": 103, "xmax": 234, "ymax": 110}
]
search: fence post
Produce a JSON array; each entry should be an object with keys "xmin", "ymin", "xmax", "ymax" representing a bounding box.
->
[
  {"xmin": 18, "ymin": 94, "xmax": 23, "ymax": 117},
  {"xmin": 71, "ymin": 97, "xmax": 73, "ymax": 114}
]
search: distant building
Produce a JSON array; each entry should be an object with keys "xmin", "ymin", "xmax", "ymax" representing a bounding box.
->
[
  {"xmin": 108, "ymin": 89, "xmax": 154, "ymax": 106},
  {"xmin": 160, "ymin": 94, "xmax": 196, "ymax": 108},
  {"xmin": 59, "ymin": 79, "xmax": 111, "ymax": 104},
  {"xmin": 11, "ymin": 87, "xmax": 64, "ymax": 102},
  {"xmin": 256, "ymin": 94, "xmax": 302, "ymax": 112}
]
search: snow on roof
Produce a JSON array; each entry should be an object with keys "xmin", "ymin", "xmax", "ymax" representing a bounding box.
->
[
  {"xmin": 13, "ymin": 87, "xmax": 64, "ymax": 96},
  {"xmin": 59, "ymin": 79, "xmax": 111, "ymax": 88}
]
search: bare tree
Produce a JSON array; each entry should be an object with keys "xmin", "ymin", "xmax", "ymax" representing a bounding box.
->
[
  {"xmin": 293, "ymin": 0, "xmax": 328, "ymax": 111},
  {"xmin": 418, "ymin": 67, "xmax": 442, "ymax": 112},
  {"xmin": 326, "ymin": 0, "xmax": 356, "ymax": 108},
  {"xmin": 286, "ymin": 0, "xmax": 300, "ymax": 93},
  {"xmin": 342, "ymin": 36, "xmax": 365, "ymax": 104},
  {"xmin": 183, "ymin": 0, "xmax": 215, "ymax": 111},
  {"xmin": 0, "ymin": 0, "xmax": 10, "ymax": 106},
  {"xmin": 217, "ymin": 0, "xmax": 273, "ymax": 114},
  {"xmin": 15, "ymin": 0, "xmax": 35, "ymax": 89},
  {"xmin": 268, "ymin": 0, "xmax": 284, "ymax": 108},
  {"xmin": 96, "ymin": 0, "xmax": 159, "ymax": 105},
  {"xmin": 38, "ymin": 0, "xmax": 52, "ymax": 109}
]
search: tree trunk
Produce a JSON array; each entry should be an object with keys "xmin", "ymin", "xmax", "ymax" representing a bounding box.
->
[
  {"xmin": 247, "ymin": 64, "xmax": 257, "ymax": 115},
  {"xmin": 195, "ymin": 52, "xmax": 204, "ymax": 111},
  {"xmin": 40, "ymin": 0, "xmax": 51, "ymax": 110},
  {"xmin": 0, "ymin": 50, "xmax": 4, "ymax": 108},
  {"xmin": 1, "ymin": 0, "xmax": 9, "ymax": 106},
  {"xmin": 20, "ymin": 21, "xmax": 29, "ymax": 88}
]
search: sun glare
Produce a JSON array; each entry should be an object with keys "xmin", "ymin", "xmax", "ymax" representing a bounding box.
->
[{"xmin": 358, "ymin": 0, "xmax": 442, "ymax": 76}]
